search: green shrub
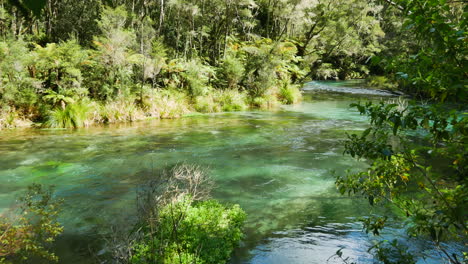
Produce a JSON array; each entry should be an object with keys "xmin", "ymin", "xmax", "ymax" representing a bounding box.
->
[
  {"xmin": 131, "ymin": 195, "xmax": 246, "ymax": 264},
  {"xmin": 278, "ymin": 81, "xmax": 302, "ymax": 104},
  {"xmin": 365, "ymin": 76, "xmax": 398, "ymax": 91},
  {"xmin": 150, "ymin": 89, "xmax": 191, "ymax": 118},
  {"xmin": 218, "ymin": 55, "xmax": 244, "ymax": 89},
  {"xmin": 100, "ymin": 98, "xmax": 144, "ymax": 123},
  {"xmin": 194, "ymin": 95, "xmax": 221, "ymax": 113},
  {"xmin": 181, "ymin": 60, "xmax": 215, "ymax": 97},
  {"xmin": 45, "ymin": 101, "xmax": 94, "ymax": 128},
  {"xmin": 216, "ymin": 89, "xmax": 248, "ymax": 112},
  {"xmin": 0, "ymin": 184, "xmax": 63, "ymax": 263}
]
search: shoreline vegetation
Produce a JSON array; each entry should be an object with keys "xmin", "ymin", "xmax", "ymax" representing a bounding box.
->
[
  {"xmin": 0, "ymin": 4, "xmax": 305, "ymax": 130},
  {"xmin": 2, "ymin": 0, "xmax": 464, "ymax": 131}
]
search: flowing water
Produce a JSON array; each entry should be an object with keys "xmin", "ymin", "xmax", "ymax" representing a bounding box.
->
[{"xmin": 0, "ymin": 81, "xmax": 444, "ymax": 263}]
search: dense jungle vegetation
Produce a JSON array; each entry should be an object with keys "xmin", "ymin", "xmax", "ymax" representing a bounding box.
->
[
  {"xmin": 0, "ymin": 0, "xmax": 466, "ymax": 263},
  {"xmin": 0, "ymin": 0, "xmax": 464, "ymax": 129}
]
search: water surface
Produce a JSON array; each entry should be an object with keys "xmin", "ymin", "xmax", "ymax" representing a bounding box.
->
[{"xmin": 0, "ymin": 81, "xmax": 402, "ymax": 263}]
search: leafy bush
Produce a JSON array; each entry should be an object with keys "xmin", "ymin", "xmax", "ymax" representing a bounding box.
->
[
  {"xmin": 216, "ymin": 89, "xmax": 248, "ymax": 112},
  {"xmin": 105, "ymin": 164, "xmax": 246, "ymax": 264},
  {"xmin": 131, "ymin": 196, "xmax": 246, "ymax": 264},
  {"xmin": 0, "ymin": 184, "xmax": 63, "ymax": 263},
  {"xmin": 181, "ymin": 60, "xmax": 215, "ymax": 97},
  {"xmin": 0, "ymin": 39, "xmax": 39, "ymax": 111},
  {"xmin": 278, "ymin": 81, "xmax": 301, "ymax": 104},
  {"xmin": 217, "ymin": 55, "xmax": 245, "ymax": 89},
  {"xmin": 337, "ymin": 102, "xmax": 467, "ymax": 263},
  {"xmin": 365, "ymin": 76, "xmax": 398, "ymax": 91},
  {"xmin": 194, "ymin": 95, "xmax": 221, "ymax": 113}
]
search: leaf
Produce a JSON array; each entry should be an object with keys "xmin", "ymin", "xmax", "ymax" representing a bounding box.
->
[{"xmin": 361, "ymin": 128, "xmax": 372, "ymax": 139}]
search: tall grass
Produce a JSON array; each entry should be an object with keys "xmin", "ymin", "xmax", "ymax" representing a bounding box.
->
[
  {"xmin": 279, "ymin": 81, "xmax": 302, "ymax": 104},
  {"xmin": 100, "ymin": 98, "xmax": 145, "ymax": 123},
  {"xmin": 146, "ymin": 89, "xmax": 191, "ymax": 119},
  {"xmin": 45, "ymin": 102, "xmax": 94, "ymax": 128},
  {"xmin": 251, "ymin": 87, "xmax": 280, "ymax": 109},
  {"xmin": 216, "ymin": 89, "xmax": 248, "ymax": 111},
  {"xmin": 194, "ymin": 95, "xmax": 221, "ymax": 113},
  {"xmin": 0, "ymin": 107, "xmax": 32, "ymax": 129}
]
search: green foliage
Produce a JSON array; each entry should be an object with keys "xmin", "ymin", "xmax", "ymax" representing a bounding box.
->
[
  {"xmin": 365, "ymin": 76, "xmax": 398, "ymax": 91},
  {"xmin": 375, "ymin": 0, "xmax": 467, "ymax": 101},
  {"xmin": 180, "ymin": 60, "xmax": 215, "ymax": 97},
  {"xmin": 0, "ymin": 39, "xmax": 38, "ymax": 111},
  {"xmin": 218, "ymin": 55, "xmax": 245, "ymax": 89},
  {"xmin": 216, "ymin": 89, "xmax": 248, "ymax": 112},
  {"xmin": 32, "ymin": 39, "xmax": 88, "ymax": 92},
  {"xmin": 278, "ymin": 81, "xmax": 301, "ymax": 104},
  {"xmin": 337, "ymin": 101, "xmax": 467, "ymax": 263},
  {"xmin": 0, "ymin": 184, "xmax": 63, "ymax": 263},
  {"xmin": 131, "ymin": 196, "xmax": 246, "ymax": 264},
  {"xmin": 45, "ymin": 101, "xmax": 94, "ymax": 128}
]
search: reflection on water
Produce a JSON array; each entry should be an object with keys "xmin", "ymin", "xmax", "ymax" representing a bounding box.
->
[{"xmin": 0, "ymin": 81, "xmax": 432, "ymax": 263}]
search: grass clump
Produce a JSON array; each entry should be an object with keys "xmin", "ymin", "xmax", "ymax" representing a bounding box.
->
[
  {"xmin": 216, "ymin": 90, "xmax": 248, "ymax": 112},
  {"xmin": 194, "ymin": 95, "xmax": 221, "ymax": 113},
  {"xmin": 99, "ymin": 98, "xmax": 145, "ymax": 123},
  {"xmin": 0, "ymin": 107, "xmax": 32, "ymax": 129},
  {"xmin": 150, "ymin": 89, "xmax": 191, "ymax": 118},
  {"xmin": 251, "ymin": 87, "xmax": 280, "ymax": 110},
  {"xmin": 45, "ymin": 101, "xmax": 94, "ymax": 128},
  {"xmin": 278, "ymin": 81, "xmax": 302, "ymax": 104}
]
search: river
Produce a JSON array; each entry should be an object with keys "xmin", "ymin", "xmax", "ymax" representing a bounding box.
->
[{"xmin": 0, "ymin": 81, "xmax": 438, "ymax": 263}]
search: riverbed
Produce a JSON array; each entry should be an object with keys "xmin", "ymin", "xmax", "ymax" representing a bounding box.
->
[{"xmin": 0, "ymin": 81, "xmax": 402, "ymax": 263}]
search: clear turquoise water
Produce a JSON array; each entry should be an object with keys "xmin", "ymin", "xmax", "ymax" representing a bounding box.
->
[{"xmin": 0, "ymin": 81, "xmax": 407, "ymax": 263}]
